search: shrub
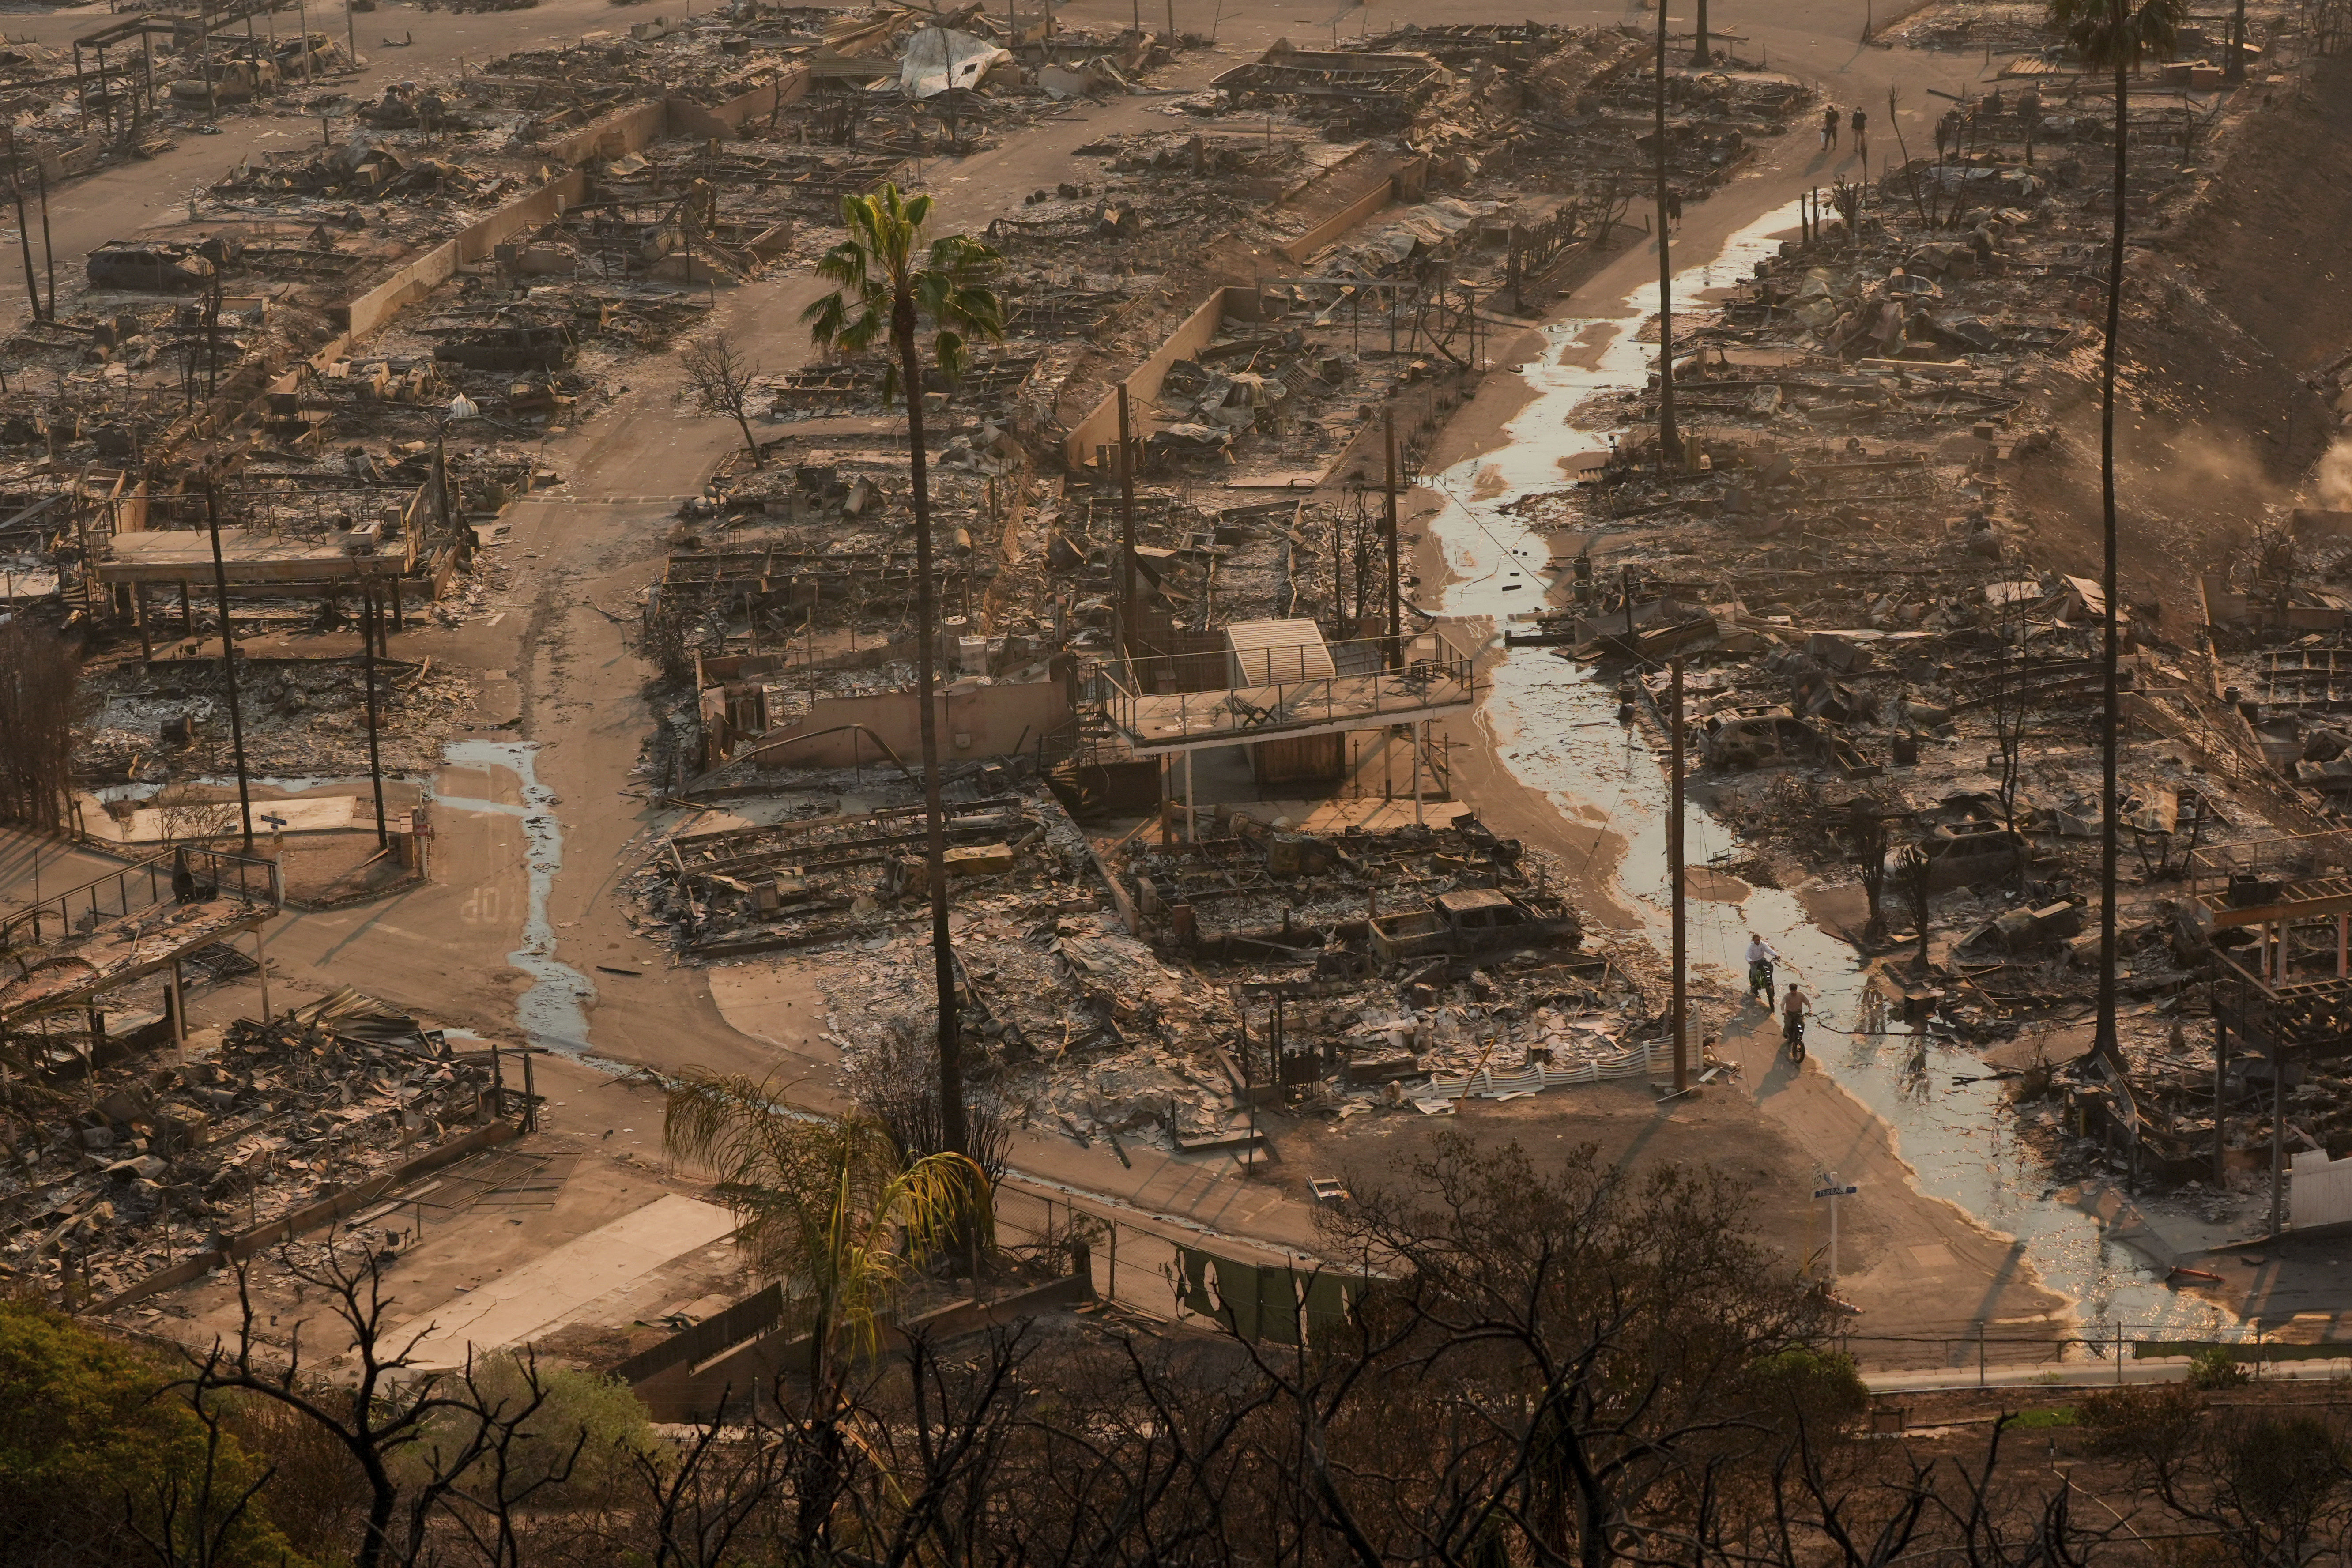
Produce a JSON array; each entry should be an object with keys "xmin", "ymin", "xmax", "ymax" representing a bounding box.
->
[
  {"xmin": 396, "ymin": 1352, "xmax": 657, "ymax": 1497},
  {"xmin": 2189, "ymin": 1346, "xmax": 2252, "ymax": 1389},
  {"xmin": 1744, "ymin": 1344, "xmax": 1872, "ymax": 1433},
  {"xmin": 0, "ymin": 1297, "xmax": 303, "ymax": 1567}
]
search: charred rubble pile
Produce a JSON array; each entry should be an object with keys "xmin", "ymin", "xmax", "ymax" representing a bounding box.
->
[
  {"xmin": 0, "ymin": 988, "xmax": 497, "ymax": 1305},
  {"xmin": 649, "ymin": 452, "xmax": 1023, "ymax": 677},
  {"xmin": 807, "ymin": 806, "xmax": 1673, "ymax": 1154},
  {"xmin": 634, "ymin": 766, "xmax": 1100, "ymax": 959},
  {"xmin": 76, "ymin": 648, "xmax": 478, "ymax": 784},
  {"xmin": 1886, "ymin": 0, "xmax": 2271, "ymax": 70}
]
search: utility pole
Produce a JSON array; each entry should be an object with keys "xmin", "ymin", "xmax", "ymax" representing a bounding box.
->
[
  {"xmin": 2271, "ymin": 1045, "xmax": 2287, "ymax": 1236},
  {"xmin": 202, "ymin": 482, "xmax": 253, "ymax": 851},
  {"xmin": 1670, "ymin": 656, "xmax": 1687, "ymax": 1093},
  {"xmin": 8, "ymin": 147, "xmax": 38, "ymax": 322},
  {"xmin": 347, "ymin": 0, "xmax": 358, "ymax": 68},
  {"xmin": 360, "ymin": 582, "xmax": 388, "ymax": 850},
  {"xmin": 1116, "ymin": 384, "xmax": 1139, "ymax": 660},
  {"xmin": 1383, "ymin": 409, "xmax": 1401, "ymax": 671},
  {"xmin": 1653, "ymin": 0, "xmax": 1679, "ymax": 481},
  {"xmin": 34, "ymin": 164, "xmax": 53, "ymax": 323},
  {"xmin": 1693, "ymin": 0, "xmax": 1711, "ymax": 64}
]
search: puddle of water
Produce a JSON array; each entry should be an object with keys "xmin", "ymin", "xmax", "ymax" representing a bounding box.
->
[
  {"xmin": 1427, "ymin": 201, "xmax": 2215, "ymax": 1341},
  {"xmin": 93, "ymin": 774, "xmax": 384, "ymax": 801},
  {"xmin": 441, "ymin": 739, "xmax": 596, "ymax": 1056}
]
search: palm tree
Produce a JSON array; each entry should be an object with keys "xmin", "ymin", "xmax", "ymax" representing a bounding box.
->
[
  {"xmin": 2048, "ymin": 0, "xmax": 2182, "ymax": 1071},
  {"xmin": 803, "ymin": 187, "xmax": 1003, "ymax": 1164},
  {"xmin": 663, "ymin": 1072, "xmax": 988, "ymax": 1380}
]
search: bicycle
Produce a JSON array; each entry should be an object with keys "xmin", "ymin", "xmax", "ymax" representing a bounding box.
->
[{"xmin": 1782, "ymin": 1011, "xmax": 1807, "ymax": 1064}]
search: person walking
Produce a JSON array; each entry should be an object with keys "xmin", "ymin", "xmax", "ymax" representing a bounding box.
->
[
  {"xmin": 1745, "ymin": 932, "xmax": 1783, "ymax": 1005},
  {"xmin": 1851, "ymin": 106, "xmax": 1868, "ymax": 162},
  {"xmin": 1665, "ymin": 187, "xmax": 1683, "ymax": 229},
  {"xmin": 1821, "ymin": 103, "xmax": 1839, "ymax": 150},
  {"xmin": 1781, "ymin": 982, "xmax": 1810, "ymax": 1063}
]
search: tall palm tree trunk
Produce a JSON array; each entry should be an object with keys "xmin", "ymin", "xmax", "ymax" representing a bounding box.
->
[
  {"xmin": 893, "ymin": 304, "xmax": 970, "ymax": 1162},
  {"xmin": 2095, "ymin": 53, "xmax": 2126, "ymax": 1067}
]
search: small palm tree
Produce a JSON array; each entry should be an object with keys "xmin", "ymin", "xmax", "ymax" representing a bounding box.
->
[
  {"xmin": 663, "ymin": 1073, "xmax": 988, "ymax": 1380},
  {"xmin": 802, "ymin": 186, "xmax": 1003, "ymax": 1165},
  {"xmin": 2048, "ymin": 0, "xmax": 2182, "ymax": 1069}
]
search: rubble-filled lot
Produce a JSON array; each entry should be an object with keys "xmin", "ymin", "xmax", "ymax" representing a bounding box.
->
[
  {"xmin": 76, "ymin": 652, "xmax": 479, "ymax": 783},
  {"xmin": 635, "ymin": 754, "xmax": 1704, "ymax": 1152},
  {"xmin": 0, "ymin": 988, "xmax": 499, "ymax": 1307}
]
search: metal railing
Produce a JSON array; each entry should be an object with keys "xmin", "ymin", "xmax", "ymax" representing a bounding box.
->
[
  {"xmin": 2190, "ymin": 829, "xmax": 2352, "ymax": 906},
  {"xmin": 0, "ymin": 845, "xmax": 281, "ymax": 953},
  {"xmin": 1094, "ymin": 629, "xmax": 1477, "ymax": 746}
]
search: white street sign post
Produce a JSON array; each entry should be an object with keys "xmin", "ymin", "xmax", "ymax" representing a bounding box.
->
[{"xmin": 1813, "ymin": 1176, "xmax": 1858, "ymax": 1281}]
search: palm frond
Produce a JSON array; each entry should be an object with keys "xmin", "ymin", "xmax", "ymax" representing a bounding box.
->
[
  {"xmin": 2048, "ymin": 0, "xmax": 2185, "ymax": 65},
  {"xmin": 803, "ymin": 183, "xmax": 1007, "ymax": 400},
  {"xmin": 661, "ymin": 1075, "xmax": 990, "ymax": 1367}
]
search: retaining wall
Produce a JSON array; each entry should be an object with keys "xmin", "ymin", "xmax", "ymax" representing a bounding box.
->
[
  {"xmin": 1062, "ymin": 286, "xmax": 1249, "ymax": 469},
  {"xmin": 334, "ymin": 167, "xmax": 593, "ymax": 338},
  {"xmin": 84, "ymin": 1118, "xmax": 519, "ymax": 1314}
]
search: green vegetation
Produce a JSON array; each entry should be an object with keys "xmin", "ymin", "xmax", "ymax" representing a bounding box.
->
[
  {"xmin": 2190, "ymin": 1345, "xmax": 2254, "ymax": 1389},
  {"xmin": 661, "ymin": 1079, "xmax": 989, "ymax": 1373},
  {"xmin": 0, "ymin": 1297, "xmax": 302, "ymax": 1568},
  {"xmin": 400, "ymin": 1352, "xmax": 656, "ymax": 1497},
  {"xmin": 1745, "ymin": 1344, "xmax": 1872, "ymax": 1431},
  {"xmin": 2009, "ymin": 1406, "xmax": 2077, "ymax": 1429}
]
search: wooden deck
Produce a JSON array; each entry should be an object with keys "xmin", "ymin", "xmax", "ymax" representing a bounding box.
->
[
  {"xmin": 1116, "ymin": 670, "xmax": 1473, "ymax": 753},
  {"xmin": 2196, "ymin": 876, "xmax": 2352, "ymax": 930}
]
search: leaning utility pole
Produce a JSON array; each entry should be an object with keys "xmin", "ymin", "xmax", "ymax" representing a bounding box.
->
[
  {"xmin": 1669, "ymin": 656, "xmax": 1688, "ymax": 1093},
  {"xmin": 202, "ymin": 482, "xmax": 253, "ymax": 851},
  {"xmin": 1653, "ymin": 0, "xmax": 1679, "ymax": 480}
]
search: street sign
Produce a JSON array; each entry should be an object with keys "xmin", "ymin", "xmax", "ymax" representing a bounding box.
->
[
  {"xmin": 1813, "ymin": 1176, "xmax": 1859, "ymax": 1282},
  {"xmin": 258, "ymin": 812, "xmax": 289, "ymax": 829}
]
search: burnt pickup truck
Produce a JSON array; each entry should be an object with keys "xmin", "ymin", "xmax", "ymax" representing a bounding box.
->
[{"xmin": 1368, "ymin": 888, "xmax": 1583, "ymax": 966}]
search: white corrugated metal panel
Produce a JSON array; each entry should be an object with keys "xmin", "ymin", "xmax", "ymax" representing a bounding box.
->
[{"xmin": 1223, "ymin": 618, "xmax": 1335, "ymax": 686}]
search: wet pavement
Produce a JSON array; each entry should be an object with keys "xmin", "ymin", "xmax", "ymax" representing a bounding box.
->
[{"xmin": 1425, "ymin": 199, "xmax": 2219, "ymax": 1341}]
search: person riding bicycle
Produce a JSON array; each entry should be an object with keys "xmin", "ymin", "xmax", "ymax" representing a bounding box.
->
[
  {"xmin": 1745, "ymin": 932, "xmax": 1783, "ymax": 1005},
  {"xmin": 1781, "ymin": 983, "xmax": 1810, "ymax": 1063}
]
